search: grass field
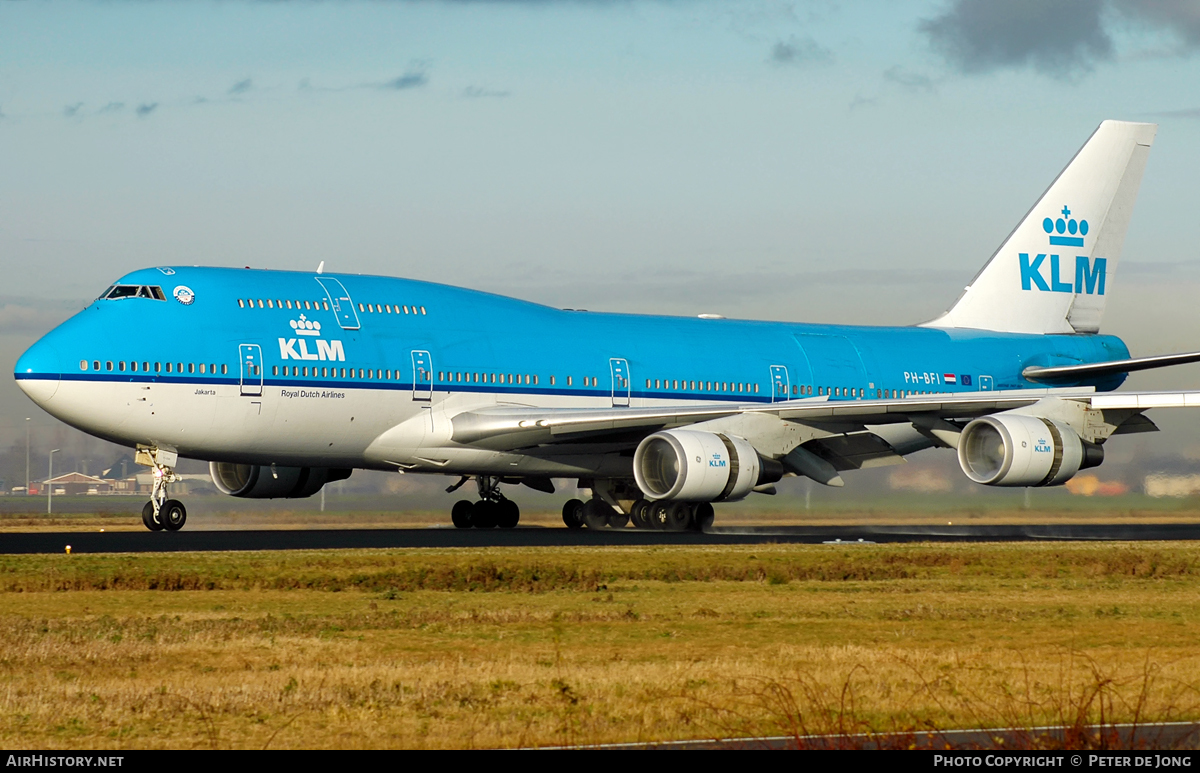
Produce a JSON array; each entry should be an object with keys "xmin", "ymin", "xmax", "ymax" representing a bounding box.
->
[{"xmin": 2, "ymin": 542, "xmax": 1200, "ymax": 749}]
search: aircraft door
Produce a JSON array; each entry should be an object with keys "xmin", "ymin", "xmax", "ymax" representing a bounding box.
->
[
  {"xmin": 315, "ymin": 277, "xmax": 361, "ymax": 330},
  {"xmin": 979, "ymin": 375, "xmax": 993, "ymax": 391},
  {"xmin": 239, "ymin": 344, "xmax": 263, "ymax": 397},
  {"xmin": 411, "ymin": 350, "xmax": 433, "ymax": 401},
  {"xmin": 609, "ymin": 358, "xmax": 630, "ymax": 407},
  {"xmin": 769, "ymin": 365, "xmax": 790, "ymax": 402}
]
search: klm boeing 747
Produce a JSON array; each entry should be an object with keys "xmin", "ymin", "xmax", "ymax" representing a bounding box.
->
[{"xmin": 16, "ymin": 120, "xmax": 1200, "ymax": 532}]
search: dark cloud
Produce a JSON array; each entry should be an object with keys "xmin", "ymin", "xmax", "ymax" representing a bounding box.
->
[
  {"xmin": 769, "ymin": 35, "xmax": 833, "ymax": 66},
  {"xmin": 463, "ymin": 86, "xmax": 511, "ymax": 98},
  {"xmin": 382, "ymin": 71, "xmax": 429, "ymax": 90},
  {"xmin": 920, "ymin": 0, "xmax": 1113, "ymax": 78},
  {"xmin": 62, "ymin": 103, "xmax": 84, "ymax": 118},
  {"xmin": 1112, "ymin": 0, "xmax": 1200, "ymax": 49},
  {"xmin": 228, "ymin": 78, "xmax": 253, "ymax": 95},
  {"xmin": 135, "ymin": 102, "xmax": 158, "ymax": 117},
  {"xmin": 883, "ymin": 65, "xmax": 937, "ymax": 93}
]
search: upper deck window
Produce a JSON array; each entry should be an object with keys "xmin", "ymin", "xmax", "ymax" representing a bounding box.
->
[{"xmin": 101, "ymin": 285, "xmax": 165, "ymax": 301}]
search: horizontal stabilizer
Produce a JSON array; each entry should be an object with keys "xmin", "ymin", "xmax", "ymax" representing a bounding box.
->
[{"xmin": 1023, "ymin": 351, "xmax": 1200, "ymax": 382}]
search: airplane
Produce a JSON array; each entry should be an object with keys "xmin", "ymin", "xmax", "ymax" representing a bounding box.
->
[{"xmin": 15, "ymin": 119, "xmax": 1200, "ymax": 533}]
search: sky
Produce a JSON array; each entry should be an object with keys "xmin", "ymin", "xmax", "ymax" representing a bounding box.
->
[{"xmin": 4, "ymin": 0, "xmax": 1200, "ymax": 460}]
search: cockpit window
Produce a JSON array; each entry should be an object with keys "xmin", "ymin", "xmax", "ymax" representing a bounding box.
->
[{"xmin": 101, "ymin": 285, "xmax": 166, "ymax": 301}]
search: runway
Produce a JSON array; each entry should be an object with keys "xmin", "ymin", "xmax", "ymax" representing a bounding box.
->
[{"xmin": 3, "ymin": 522, "xmax": 1200, "ymax": 554}]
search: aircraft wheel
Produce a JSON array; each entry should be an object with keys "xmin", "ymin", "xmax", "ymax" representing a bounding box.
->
[
  {"xmin": 141, "ymin": 501, "xmax": 164, "ymax": 532},
  {"xmin": 582, "ymin": 499, "xmax": 611, "ymax": 530},
  {"xmin": 497, "ymin": 499, "xmax": 520, "ymax": 529},
  {"xmin": 665, "ymin": 501, "xmax": 692, "ymax": 532},
  {"xmin": 630, "ymin": 499, "xmax": 652, "ymax": 529},
  {"xmin": 649, "ymin": 501, "xmax": 671, "ymax": 530},
  {"xmin": 607, "ymin": 511, "xmax": 630, "ymax": 529},
  {"xmin": 693, "ymin": 502, "xmax": 715, "ymax": 531},
  {"xmin": 162, "ymin": 500, "xmax": 187, "ymax": 532},
  {"xmin": 451, "ymin": 500, "xmax": 474, "ymax": 529},
  {"xmin": 562, "ymin": 499, "xmax": 585, "ymax": 530},
  {"xmin": 472, "ymin": 500, "xmax": 498, "ymax": 529}
]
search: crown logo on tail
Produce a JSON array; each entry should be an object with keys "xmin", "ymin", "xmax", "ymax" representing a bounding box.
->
[{"xmin": 1043, "ymin": 205, "xmax": 1088, "ymax": 248}]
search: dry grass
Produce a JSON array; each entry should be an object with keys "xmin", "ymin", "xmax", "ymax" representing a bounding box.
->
[{"xmin": 1, "ymin": 543, "xmax": 1199, "ymax": 748}]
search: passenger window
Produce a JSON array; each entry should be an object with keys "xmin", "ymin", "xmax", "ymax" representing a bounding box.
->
[
  {"xmin": 106, "ymin": 361, "xmax": 113, "ymax": 371},
  {"xmin": 118, "ymin": 361, "xmax": 126, "ymax": 372},
  {"xmin": 533, "ymin": 375, "xmax": 538, "ymax": 385},
  {"xmin": 420, "ymin": 306, "xmax": 426, "ymax": 315},
  {"xmin": 188, "ymin": 364, "xmax": 195, "ymax": 374},
  {"xmin": 79, "ymin": 360, "xmax": 87, "ymax": 371},
  {"xmin": 550, "ymin": 376, "xmax": 556, "ymax": 385},
  {"xmin": 93, "ymin": 361, "xmax": 100, "ymax": 371},
  {"xmin": 272, "ymin": 366, "xmax": 279, "ymax": 376},
  {"xmin": 166, "ymin": 363, "xmax": 172, "ymax": 373},
  {"xmin": 358, "ymin": 303, "xmax": 365, "ymax": 312},
  {"xmin": 130, "ymin": 362, "xmax": 138, "ymax": 372},
  {"xmin": 238, "ymin": 299, "xmax": 245, "ymax": 308},
  {"xmin": 200, "ymin": 364, "xmax": 207, "ymax": 374},
  {"xmin": 221, "ymin": 364, "xmax": 228, "ymax": 375},
  {"xmin": 567, "ymin": 376, "xmax": 573, "ymax": 386},
  {"xmin": 322, "ymin": 301, "xmax": 330, "ymax": 311}
]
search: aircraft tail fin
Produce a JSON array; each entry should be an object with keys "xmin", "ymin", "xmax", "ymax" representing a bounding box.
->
[{"xmin": 924, "ymin": 120, "xmax": 1156, "ymax": 335}]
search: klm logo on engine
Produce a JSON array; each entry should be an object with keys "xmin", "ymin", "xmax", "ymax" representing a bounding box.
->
[
  {"xmin": 1019, "ymin": 205, "xmax": 1106, "ymax": 296},
  {"xmin": 709, "ymin": 453, "xmax": 727, "ymax": 469},
  {"xmin": 278, "ymin": 315, "xmax": 346, "ymax": 362},
  {"xmin": 1034, "ymin": 438, "xmax": 1052, "ymax": 454}
]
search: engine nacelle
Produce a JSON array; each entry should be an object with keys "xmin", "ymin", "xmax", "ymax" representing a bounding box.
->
[
  {"xmin": 209, "ymin": 462, "xmax": 352, "ymax": 499},
  {"xmin": 957, "ymin": 413, "xmax": 1103, "ymax": 487},
  {"xmin": 634, "ymin": 430, "xmax": 773, "ymax": 502}
]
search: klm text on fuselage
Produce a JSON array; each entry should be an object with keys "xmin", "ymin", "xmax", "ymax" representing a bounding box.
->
[{"xmin": 1019, "ymin": 254, "xmax": 1107, "ymax": 295}]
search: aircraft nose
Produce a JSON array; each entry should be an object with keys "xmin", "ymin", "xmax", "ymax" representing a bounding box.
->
[{"xmin": 14, "ymin": 339, "xmax": 61, "ymax": 406}]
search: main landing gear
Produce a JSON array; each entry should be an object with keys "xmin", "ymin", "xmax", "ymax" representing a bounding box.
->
[
  {"xmin": 451, "ymin": 475, "xmax": 520, "ymax": 529},
  {"xmin": 141, "ymin": 462, "xmax": 187, "ymax": 532},
  {"xmin": 561, "ymin": 498, "xmax": 714, "ymax": 532}
]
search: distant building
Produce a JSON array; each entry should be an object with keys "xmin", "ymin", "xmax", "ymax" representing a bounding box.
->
[
  {"xmin": 41, "ymin": 472, "xmax": 112, "ymax": 496},
  {"xmin": 1064, "ymin": 474, "xmax": 1129, "ymax": 497},
  {"xmin": 1144, "ymin": 474, "xmax": 1200, "ymax": 498}
]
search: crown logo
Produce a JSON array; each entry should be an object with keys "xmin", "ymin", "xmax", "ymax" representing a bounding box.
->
[
  {"xmin": 1042, "ymin": 205, "xmax": 1088, "ymax": 247},
  {"xmin": 289, "ymin": 315, "xmax": 322, "ymax": 336}
]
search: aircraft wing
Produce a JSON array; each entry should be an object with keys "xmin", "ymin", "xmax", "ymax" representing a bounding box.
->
[{"xmin": 448, "ymin": 387, "xmax": 1200, "ymax": 452}]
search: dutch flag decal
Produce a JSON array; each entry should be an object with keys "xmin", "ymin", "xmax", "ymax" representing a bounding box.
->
[{"xmin": 943, "ymin": 373, "xmax": 957, "ymax": 384}]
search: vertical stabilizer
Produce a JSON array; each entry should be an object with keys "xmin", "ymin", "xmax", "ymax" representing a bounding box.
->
[{"xmin": 924, "ymin": 120, "xmax": 1156, "ymax": 335}]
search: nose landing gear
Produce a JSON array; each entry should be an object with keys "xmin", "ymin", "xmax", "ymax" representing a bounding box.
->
[{"xmin": 138, "ymin": 446, "xmax": 186, "ymax": 532}]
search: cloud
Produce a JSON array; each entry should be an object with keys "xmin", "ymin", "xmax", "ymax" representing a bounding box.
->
[
  {"xmin": 0, "ymin": 300, "xmax": 77, "ymax": 336},
  {"xmin": 1152, "ymin": 106, "xmax": 1200, "ymax": 118},
  {"xmin": 768, "ymin": 35, "xmax": 833, "ymax": 67},
  {"xmin": 381, "ymin": 70, "xmax": 429, "ymax": 90},
  {"xmin": 1112, "ymin": 0, "xmax": 1200, "ymax": 50},
  {"xmin": 135, "ymin": 102, "xmax": 158, "ymax": 117},
  {"xmin": 62, "ymin": 103, "xmax": 84, "ymax": 118},
  {"xmin": 98, "ymin": 102, "xmax": 125, "ymax": 113},
  {"xmin": 848, "ymin": 93, "xmax": 878, "ymax": 111},
  {"xmin": 463, "ymin": 86, "xmax": 511, "ymax": 98},
  {"xmin": 883, "ymin": 65, "xmax": 937, "ymax": 93},
  {"xmin": 920, "ymin": 0, "xmax": 1113, "ymax": 78},
  {"xmin": 228, "ymin": 78, "xmax": 253, "ymax": 95}
]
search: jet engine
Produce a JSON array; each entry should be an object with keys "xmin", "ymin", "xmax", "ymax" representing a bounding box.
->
[
  {"xmin": 633, "ymin": 429, "xmax": 778, "ymax": 502},
  {"xmin": 209, "ymin": 462, "xmax": 353, "ymax": 499},
  {"xmin": 957, "ymin": 413, "xmax": 1103, "ymax": 487}
]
